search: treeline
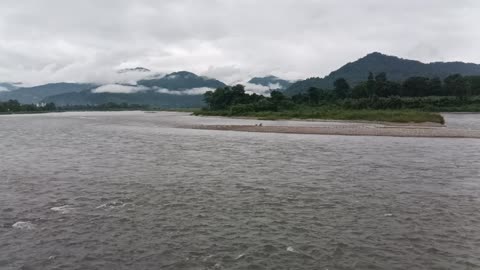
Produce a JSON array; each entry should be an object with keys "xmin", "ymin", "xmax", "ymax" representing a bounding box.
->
[
  {"xmin": 204, "ymin": 85, "xmax": 293, "ymax": 114},
  {"xmin": 0, "ymin": 100, "xmax": 56, "ymax": 113},
  {"xmin": 202, "ymin": 73, "xmax": 480, "ymax": 113},
  {"xmin": 0, "ymin": 100, "xmax": 150, "ymax": 113},
  {"xmin": 293, "ymin": 73, "xmax": 480, "ymax": 102}
]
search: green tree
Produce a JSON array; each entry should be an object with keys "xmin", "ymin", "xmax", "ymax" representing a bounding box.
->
[
  {"xmin": 444, "ymin": 74, "xmax": 469, "ymax": 98},
  {"xmin": 270, "ymin": 90, "xmax": 286, "ymax": 104},
  {"xmin": 307, "ymin": 87, "xmax": 321, "ymax": 105},
  {"xmin": 351, "ymin": 82, "xmax": 368, "ymax": 99},
  {"xmin": 333, "ymin": 78, "xmax": 350, "ymax": 99},
  {"xmin": 366, "ymin": 72, "xmax": 375, "ymax": 98},
  {"xmin": 44, "ymin": 102, "xmax": 56, "ymax": 111},
  {"xmin": 374, "ymin": 72, "xmax": 390, "ymax": 97},
  {"xmin": 402, "ymin": 77, "xmax": 430, "ymax": 97},
  {"xmin": 430, "ymin": 77, "xmax": 443, "ymax": 96}
]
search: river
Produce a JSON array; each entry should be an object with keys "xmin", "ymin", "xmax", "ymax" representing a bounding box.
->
[{"xmin": 1, "ymin": 112, "xmax": 479, "ymax": 269}]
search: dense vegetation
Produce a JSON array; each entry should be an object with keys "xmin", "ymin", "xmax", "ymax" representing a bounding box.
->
[
  {"xmin": 197, "ymin": 73, "xmax": 480, "ymax": 123},
  {"xmin": 0, "ymin": 100, "xmax": 151, "ymax": 114},
  {"xmin": 0, "ymin": 100, "xmax": 56, "ymax": 113}
]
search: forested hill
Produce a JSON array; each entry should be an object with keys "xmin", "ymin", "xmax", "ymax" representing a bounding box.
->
[
  {"xmin": 285, "ymin": 52, "xmax": 480, "ymax": 95},
  {"xmin": 138, "ymin": 71, "xmax": 226, "ymax": 90}
]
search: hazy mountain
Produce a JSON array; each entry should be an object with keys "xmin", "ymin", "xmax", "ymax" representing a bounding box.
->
[
  {"xmin": 248, "ymin": 75, "xmax": 292, "ymax": 89},
  {"xmin": 43, "ymin": 90, "xmax": 204, "ymax": 108},
  {"xmin": 285, "ymin": 52, "xmax": 480, "ymax": 95},
  {"xmin": 138, "ymin": 71, "xmax": 226, "ymax": 90},
  {"xmin": 0, "ymin": 83, "xmax": 96, "ymax": 103},
  {"xmin": 0, "ymin": 82, "xmax": 20, "ymax": 91},
  {"xmin": 41, "ymin": 71, "xmax": 223, "ymax": 107}
]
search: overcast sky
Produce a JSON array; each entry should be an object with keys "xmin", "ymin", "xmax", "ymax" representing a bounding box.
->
[{"xmin": 0, "ymin": 0, "xmax": 479, "ymax": 86}]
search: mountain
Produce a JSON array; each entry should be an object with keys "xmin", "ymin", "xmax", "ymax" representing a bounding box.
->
[
  {"xmin": 41, "ymin": 71, "xmax": 224, "ymax": 107},
  {"xmin": 138, "ymin": 71, "xmax": 226, "ymax": 90},
  {"xmin": 248, "ymin": 76, "xmax": 292, "ymax": 89},
  {"xmin": 43, "ymin": 90, "xmax": 204, "ymax": 108},
  {"xmin": 0, "ymin": 83, "xmax": 96, "ymax": 103},
  {"xmin": 0, "ymin": 82, "xmax": 20, "ymax": 91},
  {"xmin": 285, "ymin": 52, "xmax": 480, "ymax": 95}
]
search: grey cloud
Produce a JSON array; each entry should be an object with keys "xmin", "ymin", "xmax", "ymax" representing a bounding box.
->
[{"xmin": 0, "ymin": 0, "xmax": 478, "ymax": 85}]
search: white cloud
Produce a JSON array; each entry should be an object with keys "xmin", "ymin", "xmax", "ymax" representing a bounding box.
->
[
  {"xmin": 164, "ymin": 74, "xmax": 178, "ymax": 80},
  {"xmin": 156, "ymin": 87, "xmax": 215, "ymax": 95},
  {"xmin": 239, "ymin": 82, "xmax": 285, "ymax": 95},
  {"xmin": 242, "ymin": 83, "xmax": 271, "ymax": 95},
  {"xmin": 92, "ymin": 84, "xmax": 149, "ymax": 94}
]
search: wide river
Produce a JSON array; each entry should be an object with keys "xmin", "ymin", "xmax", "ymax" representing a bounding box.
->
[{"xmin": 1, "ymin": 112, "xmax": 479, "ymax": 269}]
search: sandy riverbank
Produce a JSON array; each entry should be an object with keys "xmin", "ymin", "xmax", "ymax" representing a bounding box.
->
[{"xmin": 188, "ymin": 123, "xmax": 480, "ymax": 138}]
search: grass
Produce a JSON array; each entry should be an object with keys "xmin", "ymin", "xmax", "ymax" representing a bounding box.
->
[{"xmin": 194, "ymin": 109, "xmax": 445, "ymax": 124}]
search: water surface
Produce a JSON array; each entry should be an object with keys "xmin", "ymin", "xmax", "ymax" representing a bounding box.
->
[{"xmin": 1, "ymin": 112, "xmax": 479, "ymax": 269}]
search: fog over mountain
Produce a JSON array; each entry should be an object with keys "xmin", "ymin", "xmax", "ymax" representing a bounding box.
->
[{"xmin": 0, "ymin": 0, "xmax": 479, "ymax": 86}]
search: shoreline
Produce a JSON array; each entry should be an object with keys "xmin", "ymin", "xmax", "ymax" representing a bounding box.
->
[
  {"xmin": 193, "ymin": 114, "xmax": 445, "ymax": 127},
  {"xmin": 187, "ymin": 124, "xmax": 480, "ymax": 139}
]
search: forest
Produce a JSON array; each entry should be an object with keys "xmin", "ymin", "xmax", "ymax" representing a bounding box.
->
[
  {"xmin": 197, "ymin": 73, "xmax": 480, "ymax": 123},
  {"xmin": 204, "ymin": 73, "xmax": 480, "ymax": 112}
]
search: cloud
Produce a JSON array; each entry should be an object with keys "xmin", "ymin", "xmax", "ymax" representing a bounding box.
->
[
  {"xmin": 92, "ymin": 84, "xmax": 149, "ymax": 94},
  {"xmin": 0, "ymin": 0, "xmax": 479, "ymax": 85},
  {"xmin": 242, "ymin": 83, "xmax": 272, "ymax": 95},
  {"xmin": 156, "ymin": 87, "xmax": 215, "ymax": 95}
]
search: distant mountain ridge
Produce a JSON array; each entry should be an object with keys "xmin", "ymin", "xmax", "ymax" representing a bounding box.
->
[
  {"xmin": 42, "ymin": 71, "xmax": 225, "ymax": 107},
  {"xmin": 43, "ymin": 90, "xmax": 204, "ymax": 108},
  {"xmin": 0, "ymin": 83, "xmax": 96, "ymax": 104},
  {"xmin": 285, "ymin": 52, "xmax": 480, "ymax": 95},
  {"xmin": 138, "ymin": 71, "xmax": 226, "ymax": 90},
  {"xmin": 0, "ymin": 71, "xmax": 224, "ymax": 106},
  {"xmin": 3, "ymin": 53, "xmax": 480, "ymax": 106},
  {"xmin": 0, "ymin": 82, "xmax": 21, "ymax": 91}
]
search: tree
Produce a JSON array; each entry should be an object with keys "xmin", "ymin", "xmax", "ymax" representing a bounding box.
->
[
  {"xmin": 384, "ymin": 81, "xmax": 401, "ymax": 96},
  {"xmin": 333, "ymin": 78, "xmax": 350, "ymax": 99},
  {"xmin": 307, "ymin": 87, "xmax": 321, "ymax": 105},
  {"xmin": 44, "ymin": 102, "xmax": 56, "ymax": 111},
  {"xmin": 444, "ymin": 74, "xmax": 469, "ymax": 98},
  {"xmin": 351, "ymin": 82, "xmax": 368, "ymax": 99},
  {"xmin": 367, "ymin": 72, "xmax": 375, "ymax": 98},
  {"xmin": 6, "ymin": 100, "xmax": 21, "ymax": 111},
  {"xmin": 402, "ymin": 77, "xmax": 430, "ymax": 97},
  {"xmin": 466, "ymin": 76, "xmax": 480, "ymax": 96},
  {"xmin": 430, "ymin": 77, "xmax": 443, "ymax": 96},
  {"xmin": 374, "ymin": 72, "xmax": 388, "ymax": 97},
  {"xmin": 270, "ymin": 90, "xmax": 286, "ymax": 104}
]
